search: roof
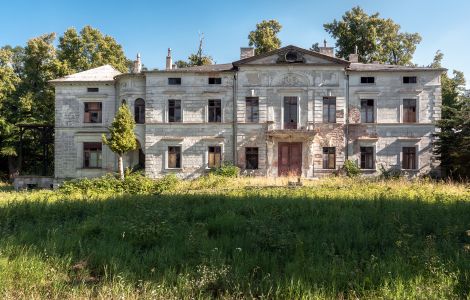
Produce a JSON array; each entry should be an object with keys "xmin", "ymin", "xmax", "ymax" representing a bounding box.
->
[
  {"xmin": 145, "ymin": 63, "xmax": 234, "ymax": 73},
  {"xmin": 348, "ymin": 63, "xmax": 446, "ymax": 72},
  {"xmin": 232, "ymin": 45, "xmax": 350, "ymax": 66},
  {"xmin": 49, "ymin": 65, "xmax": 121, "ymax": 83}
]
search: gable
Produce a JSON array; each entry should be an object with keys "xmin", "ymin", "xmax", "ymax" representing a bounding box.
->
[{"xmin": 233, "ymin": 45, "xmax": 349, "ymax": 66}]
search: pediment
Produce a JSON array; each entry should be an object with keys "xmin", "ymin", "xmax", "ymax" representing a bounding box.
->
[{"xmin": 233, "ymin": 45, "xmax": 349, "ymax": 66}]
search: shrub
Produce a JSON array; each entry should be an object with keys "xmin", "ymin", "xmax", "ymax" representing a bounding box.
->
[
  {"xmin": 378, "ymin": 164, "xmax": 403, "ymax": 180},
  {"xmin": 210, "ymin": 163, "xmax": 240, "ymax": 178},
  {"xmin": 342, "ymin": 160, "xmax": 361, "ymax": 177}
]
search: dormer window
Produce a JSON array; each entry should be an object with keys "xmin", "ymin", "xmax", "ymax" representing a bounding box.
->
[
  {"xmin": 87, "ymin": 87, "xmax": 99, "ymax": 92},
  {"xmin": 360, "ymin": 77, "xmax": 375, "ymax": 84},
  {"xmin": 208, "ymin": 77, "xmax": 221, "ymax": 84},
  {"xmin": 403, "ymin": 76, "xmax": 417, "ymax": 84},
  {"xmin": 168, "ymin": 78, "xmax": 181, "ymax": 85}
]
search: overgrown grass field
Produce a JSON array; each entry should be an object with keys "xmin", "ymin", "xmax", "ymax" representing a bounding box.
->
[{"xmin": 0, "ymin": 176, "xmax": 469, "ymax": 299}]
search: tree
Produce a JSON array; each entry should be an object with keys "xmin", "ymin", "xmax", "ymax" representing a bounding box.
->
[
  {"xmin": 175, "ymin": 34, "xmax": 213, "ymax": 68},
  {"xmin": 431, "ymin": 51, "xmax": 470, "ymax": 178},
  {"xmin": 310, "ymin": 43, "xmax": 320, "ymax": 52},
  {"xmin": 324, "ymin": 6, "xmax": 421, "ymax": 65},
  {"xmin": 102, "ymin": 104, "xmax": 137, "ymax": 180},
  {"xmin": 248, "ymin": 20, "xmax": 282, "ymax": 55},
  {"xmin": 58, "ymin": 25, "xmax": 130, "ymax": 73}
]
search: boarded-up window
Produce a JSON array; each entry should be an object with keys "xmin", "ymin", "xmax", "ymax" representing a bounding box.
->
[
  {"xmin": 134, "ymin": 98, "xmax": 145, "ymax": 124},
  {"xmin": 168, "ymin": 99, "xmax": 181, "ymax": 122},
  {"xmin": 245, "ymin": 147, "xmax": 258, "ymax": 169},
  {"xmin": 208, "ymin": 99, "xmax": 221, "ymax": 122},
  {"xmin": 403, "ymin": 99, "xmax": 417, "ymax": 123},
  {"xmin": 245, "ymin": 97, "xmax": 259, "ymax": 123},
  {"xmin": 360, "ymin": 99, "xmax": 374, "ymax": 123},
  {"xmin": 322, "ymin": 147, "xmax": 336, "ymax": 169},
  {"xmin": 208, "ymin": 146, "xmax": 221, "ymax": 168},
  {"xmin": 323, "ymin": 97, "xmax": 336, "ymax": 123},
  {"xmin": 83, "ymin": 142, "xmax": 102, "ymax": 168},
  {"xmin": 402, "ymin": 147, "xmax": 416, "ymax": 169},
  {"xmin": 360, "ymin": 147, "xmax": 374, "ymax": 169},
  {"xmin": 84, "ymin": 102, "xmax": 102, "ymax": 123},
  {"xmin": 168, "ymin": 146, "xmax": 181, "ymax": 168}
]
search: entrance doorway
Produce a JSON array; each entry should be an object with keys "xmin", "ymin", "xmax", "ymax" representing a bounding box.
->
[
  {"xmin": 283, "ymin": 97, "xmax": 298, "ymax": 129},
  {"xmin": 278, "ymin": 142, "xmax": 302, "ymax": 176}
]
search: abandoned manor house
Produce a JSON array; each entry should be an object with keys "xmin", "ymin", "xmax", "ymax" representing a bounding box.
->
[{"xmin": 50, "ymin": 45, "xmax": 445, "ymax": 181}]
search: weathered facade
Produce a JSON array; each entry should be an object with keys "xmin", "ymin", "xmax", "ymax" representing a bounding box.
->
[{"xmin": 50, "ymin": 45, "xmax": 444, "ymax": 181}]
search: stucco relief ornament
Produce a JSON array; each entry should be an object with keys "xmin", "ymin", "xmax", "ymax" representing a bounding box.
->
[{"xmin": 281, "ymin": 74, "xmax": 302, "ymax": 86}]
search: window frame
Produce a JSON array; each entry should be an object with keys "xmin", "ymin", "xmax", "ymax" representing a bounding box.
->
[
  {"xmin": 83, "ymin": 102, "xmax": 102, "ymax": 124},
  {"xmin": 207, "ymin": 146, "xmax": 222, "ymax": 169},
  {"xmin": 168, "ymin": 78, "xmax": 181, "ymax": 85},
  {"xmin": 168, "ymin": 99, "xmax": 182, "ymax": 123},
  {"xmin": 87, "ymin": 87, "xmax": 99, "ymax": 93},
  {"xmin": 83, "ymin": 142, "xmax": 102, "ymax": 169},
  {"xmin": 208, "ymin": 99, "xmax": 222, "ymax": 123},
  {"xmin": 323, "ymin": 97, "xmax": 336, "ymax": 123},
  {"xmin": 245, "ymin": 97, "xmax": 259, "ymax": 123},
  {"xmin": 208, "ymin": 77, "xmax": 222, "ymax": 85},
  {"xmin": 403, "ymin": 98, "xmax": 417, "ymax": 123},
  {"xmin": 167, "ymin": 146, "xmax": 182, "ymax": 169},
  {"xmin": 360, "ymin": 146, "xmax": 375, "ymax": 169},
  {"xmin": 403, "ymin": 76, "xmax": 417, "ymax": 84},
  {"xmin": 360, "ymin": 99, "xmax": 375, "ymax": 123},
  {"xmin": 245, "ymin": 147, "xmax": 259, "ymax": 170},
  {"xmin": 360, "ymin": 77, "xmax": 375, "ymax": 84},
  {"xmin": 322, "ymin": 147, "xmax": 336, "ymax": 169},
  {"xmin": 134, "ymin": 98, "xmax": 145, "ymax": 124},
  {"xmin": 402, "ymin": 146, "xmax": 417, "ymax": 170}
]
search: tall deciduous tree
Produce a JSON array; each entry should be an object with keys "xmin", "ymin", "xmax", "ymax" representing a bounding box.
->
[
  {"xmin": 102, "ymin": 104, "xmax": 137, "ymax": 180},
  {"xmin": 324, "ymin": 6, "xmax": 421, "ymax": 65},
  {"xmin": 58, "ymin": 25, "xmax": 130, "ymax": 73},
  {"xmin": 431, "ymin": 51, "xmax": 470, "ymax": 178},
  {"xmin": 248, "ymin": 20, "xmax": 282, "ymax": 55}
]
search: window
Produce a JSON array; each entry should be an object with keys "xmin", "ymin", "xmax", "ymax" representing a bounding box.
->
[
  {"xmin": 168, "ymin": 146, "xmax": 181, "ymax": 168},
  {"xmin": 208, "ymin": 99, "xmax": 221, "ymax": 122},
  {"xmin": 360, "ymin": 99, "xmax": 375, "ymax": 123},
  {"xmin": 168, "ymin": 78, "xmax": 181, "ymax": 85},
  {"xmin": 83, "ymin": 142, "xmax": 102, "ymax": 168},
  {"xmin": 134, "ymin": 98, "xmax": 145, "ymax": 124},
  {"xmin": 84, "ymin": 102, "xmax": 102, "ymax": 123},
  {"xmin": 403, "ymin": 76, "xmax": 417, "ymax": 84},
  {"xmin": 360, "ymin": 77, "xmax": 375, "ymax": 84},
  {"xmin": 323, "ymin": 97, "xmax": 336, "ymax": 123},
  {"xmin": 245, "ymin": 147, "xmax": 259, "ymax": 169},
  {"xmin": 322, "ymin": 147, "xmax": 336, "ymax": 169},
  {"xmin": 402, "ymin": 147, "xmax": 417, "ymax": 170},
  {"xmin": 208, "ymin": 77, "xmax": 222, "ymax": 84},
  {"xmin": 283, "ymin": 96, "xmax": 298, "ymax": 129},
  {"xmin": 360, "ymin": 147, "xmax": 374, "ymax": 169},
  {"xmin": 208, "ymin": 146, "xmax": 221, "ymax": 168},
  {"xmin": 403, "ymin": 99, "xmax": 417, "ymax": 123},
  {"xmin": 168, "ymin": 99, "xmax": 181, "ymax": 122},
  {"xmin": 245, "ymin": 97, "xmax": 259, "ymax": 123},
  {"xmin": 87, "ymin": 87, "xmax": 99, "ymax": 92}
]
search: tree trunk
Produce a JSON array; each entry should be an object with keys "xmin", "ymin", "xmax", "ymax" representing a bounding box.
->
[{"xmin": 118, "ymin": 155, "xmax": 124, "ymax": 180}]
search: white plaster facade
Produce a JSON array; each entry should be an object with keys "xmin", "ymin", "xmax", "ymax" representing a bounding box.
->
[{"xmin": 51, "ymin": 45, "xmax": 444, "ymax": 181}]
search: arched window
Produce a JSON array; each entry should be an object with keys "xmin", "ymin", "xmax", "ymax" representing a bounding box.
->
[{"xmin": 134, "ymin": 98, "xmax": 145, "ymax": 124}]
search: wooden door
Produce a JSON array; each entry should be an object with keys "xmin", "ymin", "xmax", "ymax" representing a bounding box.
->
[{"xmin": 278, "ymin": 142, "xmax": 302, "ymax": 176}]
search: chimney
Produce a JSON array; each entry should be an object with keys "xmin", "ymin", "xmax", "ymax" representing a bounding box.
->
[
  {"xmin": 240, "ymin": 47, "xmax": 255, "ymax": 60},
  {"xmin": 166, "ymin": 48, "xmax": 172, "ymax": 70},
  {"xmin": 348, "ymin": 46, "xmax": 359, "ymax": 63},
  {"xmin": 319, "ymin": 39, "xmax": 334, "ymax": 57},
  {"xmin": 132, "ymin": 53, "xmax": 142, "ymax": 73}
]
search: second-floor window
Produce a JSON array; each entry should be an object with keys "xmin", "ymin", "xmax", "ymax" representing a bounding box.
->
[
  {"xmin": 168, "ymin": 146, "xmax": 181, "ymax": 168},
  {"xmin": 245, "ymin": 147, "xmax": 259, "ymax": 170},
  {"xmin": 168, "ymin": 99, "xmax": 182, "ymax": 122},
  {"xmin": 208, "ymin": 146, "xmax": 221, "ymax": 168},
  {"xmin": 402, "ymin": 147, "xmax": 417, "ymax": 169},
  {"xmin": 403, "ymin": 99, "xmax": 417, "ymax": 123},
  {"xmin": 208, "ymin": 77, "xmax": 221, "ymax": 84},
  {"xmin": 360, "ymin": 147, "xmax": 374, "ymax": 169},
  {"xmin": 168, "ymin": 78, "xmax": 181, "ymax": 85},
  {"xmin": 361, "ymin": 77, "xmax": 375, "ymax": 84},
  {"xmin": 208, "ymin": 99, "xmax": 221, "ymax": 122},
  {"xmin": 323, "ymin": 97, "xmax": 336, "ymax": 123},
  {"xmin": 83, "ymin": 142, "xmax": 102, "ymax": 168},
  {"xmin": 322, "ymin": 147, "xmax": 336, "ymax": 169},
  {"xmin": 245, "ymin": 97, "xmax": 259, "ymax": 123},
  {"xmin": 134, "ymin": 98, "xmax": 145, "ymax": 124},
  {"xmin": 361, "ymin": 99, "xmax": 375, "ymax": 123},
  {"xmin": 84, "ymin": 102, "xmax": 102, "ymax": 123}
]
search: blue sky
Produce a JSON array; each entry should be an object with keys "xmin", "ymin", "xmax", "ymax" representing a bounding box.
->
[{"xmin": 1, "ymin": 0, "xmax": 469, "ymax": 86}]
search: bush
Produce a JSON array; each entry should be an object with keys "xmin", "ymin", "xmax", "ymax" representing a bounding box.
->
[
  {"xmin": 342, "ymin": 160, "xmax": 361, "ymax": 177},
  {"xmin": 209, "ymin": 163, "xmax": 240, "ymax": 178},
  {"xmin": 378, "ymin": 164, "xmax": 403, "ymax": 180},
  {"xmin": 59, "ymin": 172, "xmax": 179, "ymax": 195}
]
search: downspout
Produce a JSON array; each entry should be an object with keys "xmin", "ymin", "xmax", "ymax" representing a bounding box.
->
[
  {"xmin": 345, "ymin": 72, "xmax": 350, "ymax": 161},
  {"xmin": 232, "ymin": 71, "xmax": 238, "ymax": 165}
]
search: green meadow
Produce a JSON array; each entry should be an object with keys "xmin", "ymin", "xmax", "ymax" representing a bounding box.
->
[{"xmin": 0, "ymin": 177, "xmax": 469, "ymax": 299}]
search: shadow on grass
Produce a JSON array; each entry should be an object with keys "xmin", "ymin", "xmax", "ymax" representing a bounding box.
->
[{"xmin": 0, "ymin": 191, "xmax": 469, "ymax": 297}]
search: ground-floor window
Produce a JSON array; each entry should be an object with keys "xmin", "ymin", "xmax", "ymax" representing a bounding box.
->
[
  {"xmin": 360, "ymin": 146, "xmax": 374, "ymax": 169},
  {"xmin": 168, "ymin": 146, "xmax": 181, "ymax": 168},
  {"xmin": 322, "ymin": 147, "xmax": 336, "ymax": 169},
  {"xmin": 83, "ymin": 142, "xmax": 102, "ymax": 168},
  {"xmin": 402, "ymin": 147, "xmax": 417, "ymax": 169},
  {"xmin": 245, "ymin": 147, "xmax": 259, "ymax": 169},
  {"xmin": 208, "ymin": 146, "xmax": 222, "ymax": 168}
]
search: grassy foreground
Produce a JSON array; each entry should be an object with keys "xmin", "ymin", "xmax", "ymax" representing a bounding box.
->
[{"xmin": 0, "ymin": 177, "xmax": 469, "ymax": 299}]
